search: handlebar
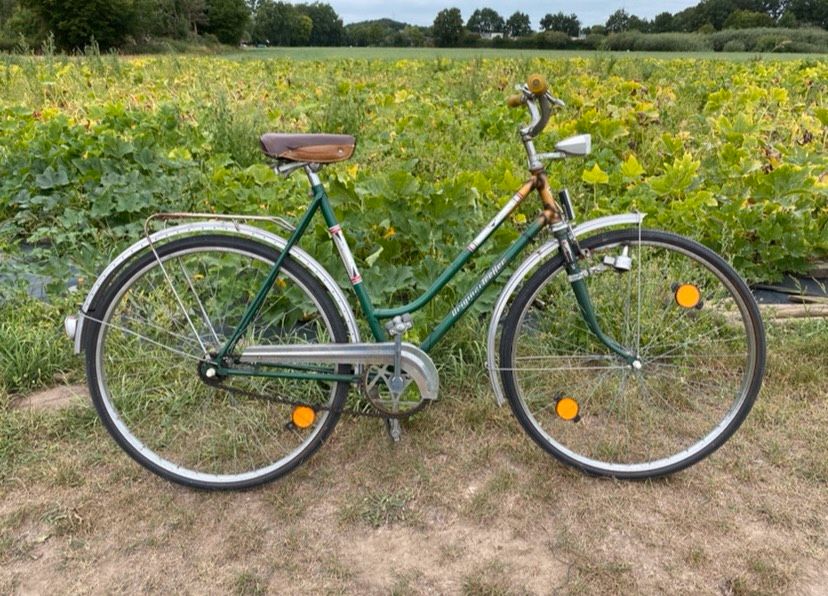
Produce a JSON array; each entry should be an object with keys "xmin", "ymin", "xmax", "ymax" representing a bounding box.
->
[
  {"xmin": 506, "ymin": 94, "xmax": 524, "ymax": 108},
  {"xmin": 505, "ymin": 74, "xmax": 565, "ymax": 140}
]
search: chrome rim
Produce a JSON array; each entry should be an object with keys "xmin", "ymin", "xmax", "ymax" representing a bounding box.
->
[
  {"xmin": 509, "ymin": 237, "xmax": 758, "ymax": 474},
  {"xmin": 94, "ymin": 243, "xmax": 340, "ymax": 484}
]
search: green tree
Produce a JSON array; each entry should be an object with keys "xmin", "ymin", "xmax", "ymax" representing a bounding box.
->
[
  {"xmin": 652, "ymin": 11, "xmax": 675, "ymax": 32},
  {"xmin": 0, "ymin": 0, "xmax": 17, "ymax": 22},
  {"xmin": 778, "ymin": 9, "xmax": 798, "ymax": 26},
  {"xmin": 699, "ymin": 0, "xmax": 739, "ymax": 29},
  {"xmin": 176, "ymin": 0, "xmax": 208, "ymax": 35},
  {"xmin": 505, "ymin": 11, "xmax": 531, "ymax": 37},
  {"xmin": 400, "ymin": 25, "xmax": 425, "ymax": 46},
  {"xmin": 29, "ymin": 0, "xmax": 139, "ymax": 49},
  {"xmin": 788, "ymin": 0, "xmax": 828, "ymax": 28},
  {"xmin": 130, "ymin": 0, "xmax": 187, "ymax": 39},
  {"xmin": 724, "ymin": 9, "xmax": 776, "ymax": 27},
  {"xmin": 583, "ymin": 24, "xmax": 607, "ymax": 35},
  {"xmin": 253, "ymin": 0, "xmax": 311, "ymax": 45},
  {"xmin": 539, "ymin": 12, "xmax": 580, "ymax": 36},
  {"xmin": 296, "ymin": 3, "xmax": 344, "ymax": 45},
  {"xmin": 759, "ymin": 0, "xmax": 787, "ymax": 20},
  {"xmin": 466, "ymin": 7, "xmax": 504, "ymax": 33},
  {"xmin": 432, "ymin": 7, "xmax": 463, "ymax": 46},
  {"xmin": 673, "ymin": 6, "xmax": 705, "ymax": 31},
  {"xmin": 1, "ymin": 5, "xmax": 47, "ymax": 45},
  {"xmin": 628, "ymin": 15, "xmax": 651, "ymax": 31},
  {"xmin": 605, "ymin": 9, "xmax": 631, "ymax": 33},
  {"xmin": 203, "ymin": 0, "xmax": 249, "ymax": 44},
  {"xmin": 541, "ymin": 12, "xmax": 581, "ymax": 37}
]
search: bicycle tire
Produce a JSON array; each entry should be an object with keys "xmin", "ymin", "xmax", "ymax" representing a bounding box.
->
[
  {"xmin": 84, "ymin": 234, "xmax": 351, "ymax": 489},
  {"xmin": 499, "ymin": 228, "xmax": 765, "ymax": 479}
]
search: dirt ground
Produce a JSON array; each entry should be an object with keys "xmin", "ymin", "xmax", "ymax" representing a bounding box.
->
[{"xmin": 1, "ymin": 324, "xmax": 827, "ymax": 595}]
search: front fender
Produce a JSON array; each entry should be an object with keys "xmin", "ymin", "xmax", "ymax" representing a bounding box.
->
[
  {"xmin": 486, "ymin": 213, "xmax": 645, "ymax": 405},
  {"xmin": 70, "ymin": 221, "xmax": 361, "ymax": 354}
]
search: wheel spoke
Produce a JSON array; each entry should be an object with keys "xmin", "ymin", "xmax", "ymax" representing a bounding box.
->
[
  {"xmin": 88, "ymin": 236, "xmax": 348, "ymax": 488},
  {"xmin": 501, "ymin": 230, "xmax": 763, "ymax": 478}
]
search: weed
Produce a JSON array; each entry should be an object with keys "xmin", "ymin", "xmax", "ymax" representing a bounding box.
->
[
  {"xmin": 233, "ymin": 571, "xmax": 267, "ymax": 596},
  {"xmin": 40, "ymin": 504, "xmax": 89, "ymax": 537},
  {"xmin": 342, "ymin": 489, "xmax": 415, "ymax": 528},
  {"xmin": 461, "ymin": 561, "xmax": 520, "ymax": 595}
]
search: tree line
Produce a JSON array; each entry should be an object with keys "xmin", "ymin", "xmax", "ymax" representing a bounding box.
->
[
  {"xmin": 0, "ymin": 0, "xmax": 825, "ymax": 51},
  {"xmin": 433, "ymin": 1, "xmax": 826, "ymax": 47}
]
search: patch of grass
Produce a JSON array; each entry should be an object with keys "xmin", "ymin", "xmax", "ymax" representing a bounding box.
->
[
  {"xmin": 0, "ymin": 402, "xmax": 102, "ymax": 485},
  {"xmin": 461, "ymin": 561, "xmax": 522, "ymax": 595},
  {"xmin": 0, "ymin": 533, "xmax": 34, "ymax": 563},
  {"xmin": 40, "ymin": 504, "xmax": 89, "ymax": 537},
  {"xmin": 223, "ymin": 519, "xmax": 266, "ymax": 561},
  {"xmin": 0, "ymin": 294, "xmax": 81, "ymax": 397},
  {"xmin": 567, "ymin": 560, "xmax": 637, "ymax": 594},
  {"xmin": 341, "ymin": 489, "xmax": 416, "ymax": 528},
  {"xmin": 49, "ymin": 457, "xmax": 86, "ymax": 488},
  {"xmin": 389, "ymin": 570, "xmax": 424, "ymax": 595},
  {"xmin": 463, "ymin": 469, "xmax": 517, "ymax": 524},
  {"xmin": 232, "ymin": 570, "xmax": 267, "ymax": 596},
  {"xmin": 0, "ymin": 507, "xmax": 37, "ymax": 563},
  {"xmin": 685, "ymin": 545, "xmax": 708, "ymax": 566}
]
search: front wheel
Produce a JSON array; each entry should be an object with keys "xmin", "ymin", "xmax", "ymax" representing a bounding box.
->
[
  {"xmin": 84, "ymin": 234, "xmax": 351, "ymax": 489},
  {"xmin": 499, "ymin": 229, "xmax": 765, "ymax": 479}
]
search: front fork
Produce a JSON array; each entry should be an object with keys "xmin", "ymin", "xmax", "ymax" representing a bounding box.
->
[{"xmin": 546, "ymin": 195, "xmax": 639, "ymax": 367}]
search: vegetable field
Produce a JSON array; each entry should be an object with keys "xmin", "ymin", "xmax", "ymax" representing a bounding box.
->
[
  {"xmin": 1, "ymin": 51, "xmax": 828, "ymax": 594},
  {"xmin": 1, "ymin": 52, "xmax": 826, "ymax": 323}
]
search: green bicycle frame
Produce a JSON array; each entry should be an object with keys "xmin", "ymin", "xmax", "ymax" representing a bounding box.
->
[
  {"xmin": 215, "ymin": 176, "xmax": 543, "ymax": 380},
  {"xmin": 214, "ymin": 170, "xmax": 633, "ymax": 382}
]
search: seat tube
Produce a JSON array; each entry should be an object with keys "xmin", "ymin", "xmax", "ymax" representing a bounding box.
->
[{"xmin": 310, "ymin": 171, "xmax": 386, "ymax": 341}]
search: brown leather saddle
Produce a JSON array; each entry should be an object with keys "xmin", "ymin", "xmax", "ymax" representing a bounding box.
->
[{"xmin": 260, "ymin": 133, "xmax": 356, "ymax": 163}]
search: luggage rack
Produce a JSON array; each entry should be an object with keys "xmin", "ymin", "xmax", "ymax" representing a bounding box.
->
[{"xmin": 143, "ymin": 212, "xmax": 296, "ymax": 240}]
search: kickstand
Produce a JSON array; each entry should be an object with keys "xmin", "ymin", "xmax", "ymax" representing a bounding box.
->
[{"xmin": 385, "ymin": 417, "xmax": 402, "ymax": 443}]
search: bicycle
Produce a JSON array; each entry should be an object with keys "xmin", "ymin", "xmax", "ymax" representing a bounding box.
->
[{"xmin": 65, "ymin": 74, "xmax": 766, "ymax": 490}]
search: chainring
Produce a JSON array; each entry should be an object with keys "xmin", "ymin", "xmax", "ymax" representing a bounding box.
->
[{"xmin": 362, "ymin": 364, "xmax": 428, "ymax": 418}]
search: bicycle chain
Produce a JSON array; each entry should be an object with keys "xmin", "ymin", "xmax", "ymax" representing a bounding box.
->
[{"xmin": 202, "ymin": 375, "xmax": 412, "ymax": 419}]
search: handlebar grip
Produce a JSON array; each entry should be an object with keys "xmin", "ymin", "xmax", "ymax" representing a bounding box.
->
[
  {"xmin": 506, "ymin": 94, "xmax": 524, "ymax": 108},
  {"xmin": 526, "ymin": 73, "xmax": 548, "ymax": 96}
]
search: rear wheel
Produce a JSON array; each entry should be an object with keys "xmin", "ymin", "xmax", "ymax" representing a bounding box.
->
[
  {"xmin": 84, "ymin": 234, "xmax": 351, "ymax": 489},
  {"xmin": 499, "ymin": 229, "xmax": 765, "ymax": 479}
]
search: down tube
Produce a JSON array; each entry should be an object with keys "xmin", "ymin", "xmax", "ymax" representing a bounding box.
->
[{"xmin": 420, "ymin": 218, "xmax": 546, "ymax": 353}]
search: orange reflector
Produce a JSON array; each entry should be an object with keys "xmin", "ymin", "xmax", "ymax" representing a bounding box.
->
[
  {"xmin": 555, "ymin": 397, "xmax": 580, "ymax": 421},
  {"xmin": 675, "ymin": 283, "xmax": 701, "ymax": 309},
  {"xmin": 292, "ymin": 406, "xmax": 316, "ymax": 429}
]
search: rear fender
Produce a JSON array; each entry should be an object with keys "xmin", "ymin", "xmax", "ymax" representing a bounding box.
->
[{"xmin": 70, "ymin": 221, "xmax": 361, "ymax": 354}]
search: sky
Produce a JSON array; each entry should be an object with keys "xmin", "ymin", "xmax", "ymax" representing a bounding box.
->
[{"xmin": 328, "ymin": 1, "xmax": 701, "ymax": 27}]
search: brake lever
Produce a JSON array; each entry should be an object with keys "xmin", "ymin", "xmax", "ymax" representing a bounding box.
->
[{"xmin": 546, "ymin": 92, "xmax": 566, "ymax": 108}]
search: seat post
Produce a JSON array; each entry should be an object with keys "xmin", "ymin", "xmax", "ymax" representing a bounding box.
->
[{"xmin": 304, "ymin": 165, "xmax": 322, "ymax": 188}]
